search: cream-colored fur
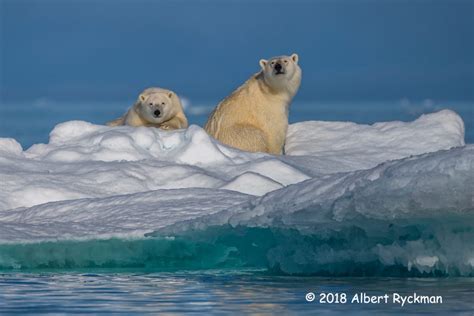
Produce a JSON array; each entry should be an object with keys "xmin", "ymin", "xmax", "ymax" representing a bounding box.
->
[
  {"xmin": 205, "ymin": 54, "xmax": 301, "ymax": 154},
  {"xmin": 107, "ymin": 87, "xmax": 188, "ymax": 130}
]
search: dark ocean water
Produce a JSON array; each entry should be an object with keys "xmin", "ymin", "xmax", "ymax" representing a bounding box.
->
[{"xmin": 1, "ymin": 271, "xmax": 473, "ymax": 315}]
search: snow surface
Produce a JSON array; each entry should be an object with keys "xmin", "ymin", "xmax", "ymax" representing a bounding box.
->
[
  {"xmin": 0, "ymin": 109, "xmax": 473, "ymax": 275},
  {"xmin": 286, "ymin": 108, "xmax": 465, "ymax": 172}
]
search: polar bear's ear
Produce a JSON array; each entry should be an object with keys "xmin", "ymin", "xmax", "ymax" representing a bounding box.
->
[
  {"xmin": 259, "ymin": 59, "xmax": 268, "ymax": 70},
  {"xmin": 168, "ymin": 92, "xmax": 174, "ymax": 99},
  {"xmin": 291, "ymin": 53, "xmax": 299, "ymax": 64},
  {"xmin": 139, "ymin": 94, "xmax": 146, "ymax": 102}
]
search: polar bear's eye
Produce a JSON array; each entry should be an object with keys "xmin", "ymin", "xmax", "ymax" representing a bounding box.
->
[
  {"xmin": 161, "ymin": 102, "xmax": 165, "ymax": 105},
  {"xmin": 284, "ymin": 60, "xmax": 288, "ymax": 63},
  {"xmin": 271, "ymin": 61, "xmax": 275, "ymax": 65},
  {"xmin": 149, "ymin": 103, "xmax": 153, "ymax": 106}
]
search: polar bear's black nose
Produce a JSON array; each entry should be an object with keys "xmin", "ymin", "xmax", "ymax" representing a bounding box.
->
[
  {"xmin": 153, "ymin": 109, "xmax": 161, "ymax": 117},
  {"xmin": 274, "ymin": 63, "xmax": 282, "ymax": 71}
]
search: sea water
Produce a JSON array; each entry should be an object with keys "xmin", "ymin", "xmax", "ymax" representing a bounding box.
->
[
  {"xmin": 0, "ymin": 99, "xmax": 473, "ymax": 314},
  {"xmin": 1, "ymin": 271, "xmax": 474, "ymax": 314}
]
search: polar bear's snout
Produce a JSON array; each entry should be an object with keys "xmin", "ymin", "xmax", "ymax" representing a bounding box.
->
[
  {"xmin": 274, "ymin": 62, "xmax": 285, "ymax": 75},
  {"xmin": 153, "ymin": 109, "xmax": 161, "ymax": 118},
  {"xmin": 274, "ymin": 62, "xmax": 282, "ymax": 71}
]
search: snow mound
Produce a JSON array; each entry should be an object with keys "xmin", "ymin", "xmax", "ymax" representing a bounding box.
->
[
  {"xmin": 27, "ymin": 122, "xmax": 240, "ymax": 164},
  {"xmin": 286, "ymin": 109, "xmax": 465, "ymax": 172},
  {"xmin": 0, "ymin": 123, "xmax": 309, "ymax": 211},
  {"xmin": 0, "ymin": 109, "xmax": 472, "ymax": 276},
  {"xmin": 0, "ymin": 138, "xmax": 23, "ymax": 156}
]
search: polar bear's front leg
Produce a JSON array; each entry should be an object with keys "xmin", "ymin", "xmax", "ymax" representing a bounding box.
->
[
  {"xmin": 106, "ymin": 117, "xmax": 125, "ymax": 126},
  {"xmin": 159, "ymin": 116, "xmax": 188, "ymax": 130}
]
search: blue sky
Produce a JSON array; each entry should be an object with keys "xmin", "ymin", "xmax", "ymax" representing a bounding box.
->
[{"xmin": 1, "ymin": 0, "xmax": 473, "ymax": 102}]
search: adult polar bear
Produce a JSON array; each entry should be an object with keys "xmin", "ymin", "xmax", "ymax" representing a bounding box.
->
[
  {"xmin": 107, "ymin": 87, "xmax": 188, "ymax": 130},
  {"xmin": 205, "ymin": 54, "xmax": 301, "ymax": 155}
]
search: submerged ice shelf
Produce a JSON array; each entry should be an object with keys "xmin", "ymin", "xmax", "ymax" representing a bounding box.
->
[{"xmin": 0, "ymin": 109, "xmax": 472, "ymax": 275}]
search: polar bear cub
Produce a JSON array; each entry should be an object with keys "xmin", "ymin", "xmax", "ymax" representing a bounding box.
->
[
  {"xmin": 205, "ymin": 53, "xmax": 301, "ymax": 154},
  {"xmin": 107, "ymin": 87, "xmax": 188, "ymax": 130}
]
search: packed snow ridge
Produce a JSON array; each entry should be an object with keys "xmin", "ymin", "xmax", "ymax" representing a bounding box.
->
[{"xmin": 0, "ymin": 109, "xmax": 464, "ymax": 212}]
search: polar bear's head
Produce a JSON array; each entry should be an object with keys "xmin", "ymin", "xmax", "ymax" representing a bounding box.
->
[
  {"xmin": 259, "ymin": 53, "xmax": 301, "ymax": 95},
  {"xmin": 137, "ymin": 91, "xmax": 178, "ymax": 124}
]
